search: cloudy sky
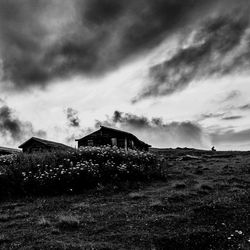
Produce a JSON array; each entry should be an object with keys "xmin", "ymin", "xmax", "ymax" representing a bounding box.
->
[{"xmin": 0, "ymin": 0, "xmax": 250, "ymax": 150}]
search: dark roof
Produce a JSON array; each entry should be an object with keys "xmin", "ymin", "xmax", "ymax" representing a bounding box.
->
[
  {"xmin": 18, "ymin": 137, "xmax": 73, "ymax": 150},
  {"xmin": 101, "ymin": 126, "xmax": 136, "ymax": 137},
  {"xmin": 76, "ymin": 126, "xmax": 151, "ymax": 147},
  {"xmin": 0, "ymin": 146, "xmax": 20, "ymax": 154}
]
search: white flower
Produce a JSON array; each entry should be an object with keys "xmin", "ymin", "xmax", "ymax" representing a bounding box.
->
[{"xmin": 235, "ymin": 230, "xmax": 243, "ymax": 235}]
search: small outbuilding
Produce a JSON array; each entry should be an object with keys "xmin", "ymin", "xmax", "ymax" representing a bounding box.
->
[
  {"xmin": 76, "ymin": 126, "xmax": 151, "ymax": 151},
  {"xmin": 18, "ymin": 137, "xmax": 73, "ymax": 154}
]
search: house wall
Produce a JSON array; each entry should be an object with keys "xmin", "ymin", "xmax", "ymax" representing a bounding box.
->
[
  {"xmin": 22, "ymin": 141, "xmax": 50, "ymax": 153},
  {"xmin": 77, "ymin": 129, "xmax": 150, "ymax": 151}
]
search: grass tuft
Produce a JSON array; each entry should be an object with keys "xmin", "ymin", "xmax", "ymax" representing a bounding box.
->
[
  {"xmin": 56, "ymin": 215, "xmax": 80, "ymax": 230},
  {"xmin": 0, "ymin": 214, "xmax": 10, "ymax": 222},
  {"xmin": 38, "ymin": 217, "xmax": 51, "ymax": 227},
  {"xmin": 172, "ymin": 182, "xmax": 186, "ymax": 189},
  {"xmin": 128, "ymin": 192, "xmax": 146, "ymax": 199}
]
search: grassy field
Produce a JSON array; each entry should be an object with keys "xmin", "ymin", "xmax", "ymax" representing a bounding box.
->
[{"xmin": 0, "ymin": 149, "xmax": 250, "ymax": 249}]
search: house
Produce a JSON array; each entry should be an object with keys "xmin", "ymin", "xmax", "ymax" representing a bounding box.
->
[
  {"xmin": 75, "ymin": 126, "xmax": 151, "ymax": 151},
  {"xmin": 0, "ymin": 146, "xmax": 20, "ymax": 156},
  {"xmin": 18, "ymin": 137, "xmax": 73, "ymax": 154}
]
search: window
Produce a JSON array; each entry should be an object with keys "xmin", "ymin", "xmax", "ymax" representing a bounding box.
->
[
  {"xmin": 87, "ymin": 140, "xmax": 94, "ymax": 146},
  {"xmin": 111, "ymin": 138, "xmax": 117, "ymax": 146}
]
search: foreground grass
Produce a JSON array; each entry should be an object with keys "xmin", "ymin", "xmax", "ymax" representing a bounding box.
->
[{"xmin": 0, "ymin": 151, "xmax": 250, "ymax": 249}]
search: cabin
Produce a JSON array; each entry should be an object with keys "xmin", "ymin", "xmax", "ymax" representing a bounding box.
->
[
  {"xmin": 18, "ymin": 137, "xmax": 73, "ymax": 154},
  {"xmin": 76, "ymin": 126, "xmax": 151, "ymax": 151},
  {"xmin": 0, "ymin": 146, "xmax": 20, "ymax": 156}
]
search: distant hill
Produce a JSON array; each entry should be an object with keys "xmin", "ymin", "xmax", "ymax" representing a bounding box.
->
[
  {"xmin": 149, "ymin": 147, "xmax": 250, "ymax": 158},
  {"xmin": 150, "ymin": 147, "xmax": 208, "ymax": 153},
  {"xmin": 0, "ymin": 146, "xmax": 20, "ymax": 156}
]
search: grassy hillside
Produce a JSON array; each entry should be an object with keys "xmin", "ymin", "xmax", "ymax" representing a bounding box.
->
[{"xmin": 0, "ymin": 149, "xmax": 250, "ymax": 249}]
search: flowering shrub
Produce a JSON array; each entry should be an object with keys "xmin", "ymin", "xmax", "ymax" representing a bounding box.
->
[{"xmin": 0, "ymin": 146, "xmax": 165, "ymax": 198}]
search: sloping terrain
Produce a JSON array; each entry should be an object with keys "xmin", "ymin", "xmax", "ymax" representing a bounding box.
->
[{"xmin": 0, "ymin": 151, "xmax": 250, "ymax": 249}]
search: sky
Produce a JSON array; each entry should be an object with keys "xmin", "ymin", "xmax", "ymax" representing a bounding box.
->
[{"xmin": 0, "ymin": 0, "xmax": 250, "ymax": 150}]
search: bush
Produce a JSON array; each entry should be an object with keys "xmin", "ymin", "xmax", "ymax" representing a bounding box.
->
[{"xmin": 0, "ymin": 146, "xmax": 165, "ymax": 198}]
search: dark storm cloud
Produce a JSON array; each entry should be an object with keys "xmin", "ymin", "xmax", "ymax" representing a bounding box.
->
[
  {"xmin": 0, "ymin": 0, "xmax": 51, "ymax": 88},
  {"xmin": 198, "ymin": 111, "xmax": 243, "ymax": 122},
  {"xmin": 199, "ymin": 112, "xmax": 226, "ymax": 120},
  {"xmin": 66, "ymin": 108, "xmax": 80, "ymax": 127},
  {"xmin": 0, "ymin": 104, "xmax": 46, "ymax": 144},
  {"xmin": 0, "ymin": 106, "xmax": 22, "ymax": 140},
  {"xmin": 135, "ymin": 3, "xmax": 250, "ymax": 101},
  {"xmin": 112, "ymin": 110, "xmax": 150, "ymax": 128},
  {"xmin": 95, "ymin": 111, "xmax": 210, "ymax": 148},
  {"xmin": 238, "ymin": 104, "xmax": 250, "ymax": 110},
  {"xmin": 222, "ymin": 115, "xmax": 243, "ymax": 121},
  {"xmin": 48, "ymin": 0, "xmax": 210, "ymax": 79},
  {"xmin": 0, "ymin": 0, "xmax": 216, "ymax": 89}
]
